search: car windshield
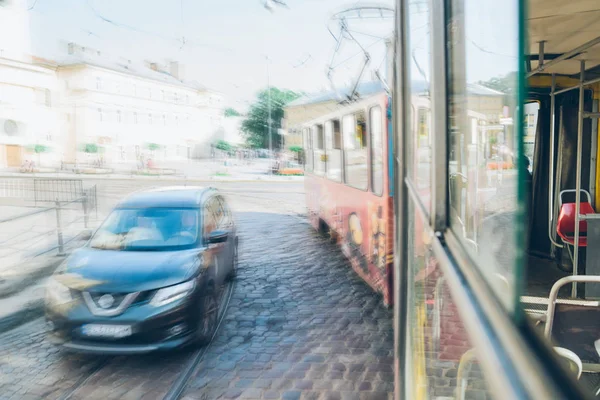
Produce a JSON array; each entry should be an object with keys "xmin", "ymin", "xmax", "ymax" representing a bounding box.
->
[{"xmin": 89, "ymin": 208, "xmax": 199, "ymax": 251}]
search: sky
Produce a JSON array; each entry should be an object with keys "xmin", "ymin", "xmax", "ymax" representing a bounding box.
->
[
  {"xmin": 8, "ymin": 0, "xmax": 519, "ymax": 110},
  {"xmin": 24, "ymin": 0, "xmax": 394, "ymax": 110}
]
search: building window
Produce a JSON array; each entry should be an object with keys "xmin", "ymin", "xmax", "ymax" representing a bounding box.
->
[
  {"xmin": 148, "ymin": 113, "xmax": 153, "ymax": 124},
  {"xmin": 98, "ymin": 108, "xmax": 103, "ymax": 122},
  {"xmin": 117, "ymin": 110, "xmax": 122, "ymax": 123},
  {"xmin": 44, "ymin": 89, "xmax": 51, "ymax": 107}
]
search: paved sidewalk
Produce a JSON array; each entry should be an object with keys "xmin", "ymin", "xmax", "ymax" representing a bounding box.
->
[
  {"xmin": 0, "ymin": 159, "xmax": 303, "ymax": 182},
  {"xmin": 0, "ymin": 203, "xmax": 102, "ymax": 332}
]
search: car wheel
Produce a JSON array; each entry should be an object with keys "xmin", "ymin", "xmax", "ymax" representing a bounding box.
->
[
  {"xmin": 196, "ymin": 285, "xmax": 218, "ymax": 346},
  {"xmin": 226, "ymin": 239, "xmax": 238, "ymax": 281}
]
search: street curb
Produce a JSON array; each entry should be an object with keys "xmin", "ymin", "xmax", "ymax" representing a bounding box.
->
[
  {"xmin": 0, "ymin": 298, "xmax": 44, "ymax": 333},
  {"xmin": 0, "ymin": 173, "xmax": 304, "ymax": 183},
  {"xmin": 0, "ymin": 256, "xmax": 64, "ymax": 299}
]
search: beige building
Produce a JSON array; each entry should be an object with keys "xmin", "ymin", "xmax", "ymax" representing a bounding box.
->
[{"xmin": 56, "ymin": 43, "xmax": 225, "ymax": 164}]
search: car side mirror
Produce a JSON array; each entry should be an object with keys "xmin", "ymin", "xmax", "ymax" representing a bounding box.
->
[
  {"xmin": 207, "ymin": 230, "xmax": 228, "ymax": 244},
  {"xmin": 78, "ymin": 229, "xmax": 93, "ymax": 241}
]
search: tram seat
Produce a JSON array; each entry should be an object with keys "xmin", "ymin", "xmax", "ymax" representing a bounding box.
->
[
  {"xmin": 556, "ymin": 190, "xmax": 595, "ymax": 247},
  {"xmin": 551, "ymin": 304, "xmax": 600, "ymax": 364},
  {"xmin": 545, "ymin": 276, "xmax": 600, "ymax": 373}
]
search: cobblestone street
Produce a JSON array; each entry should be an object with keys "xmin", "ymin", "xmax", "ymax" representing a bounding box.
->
[
  {"xmin": 0, "ymin": 180, "xmax": 394, "ymax": 400},
  {"xmin": 182, "ymin": 210, "xmax": 394, "ymax": 400}
]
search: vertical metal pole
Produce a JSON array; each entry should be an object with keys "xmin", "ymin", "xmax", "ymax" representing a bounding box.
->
[
  {"xmin": 548, "ymin": 74, "xmax": 562, "ymax": 250},
  {"xmin": 82, "ymin": 192, "xmax": 89, "ymax": 229},
  {"xmin": 573, "ymin": 60, "xmax": 585, "ymax": 298},
  {"xmin": 590, "ymin": 99, "xmax": 598, "ymax": 207},
  {"xmin": 55, "ymin": 200, "xmax": 65, "ymax": 256},
  {"xmin": 267, "ymin": 56, "xmax": 273, "ymax": 175}
]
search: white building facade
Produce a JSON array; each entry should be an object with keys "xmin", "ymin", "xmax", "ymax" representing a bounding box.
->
[
  {"xmin": 0, "ymin": 0, "xmax": 62, "ymax": 168},
  {"xmin": 0, "ymin": 57, "xmax": 60, "ymax": 168},
  {"xmin": 57, "ymin": 44, "xmax": 225, "ymax": 165}
]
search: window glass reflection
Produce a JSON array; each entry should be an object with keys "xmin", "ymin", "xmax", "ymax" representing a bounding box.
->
[
  {"xmin": 447, "ymin": 0, "xmax": 521, "ymax": 309},
  {"xmin": 406, "ymin": 0, "xmax": 432, "ymax": 210},
  {"xmin": 406, "ymin": 199, "xmax": 493, "ymax": 400}
]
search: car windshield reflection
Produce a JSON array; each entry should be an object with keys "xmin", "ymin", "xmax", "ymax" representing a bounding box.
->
[{"xmin": 89, "ymin": 208, "xmax": 200, "ymax": 251}]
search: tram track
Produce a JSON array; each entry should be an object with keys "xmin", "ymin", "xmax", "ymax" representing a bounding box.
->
[
  {"xmin": 53, "ymin": 278, "xmax": 235, "ymax": 400},
  {"xmin": 162, "ymin": 276, "xmax": 236, "ymax": 400}
]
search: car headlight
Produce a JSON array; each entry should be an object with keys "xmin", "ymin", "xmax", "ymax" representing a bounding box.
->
[
  {"xmin": 46, "ymin": 277, "xmax": 72, "ymax": 305},
  {"xmin": 150, "ymin": 280, "xmax": 195, "ymax": 307}
]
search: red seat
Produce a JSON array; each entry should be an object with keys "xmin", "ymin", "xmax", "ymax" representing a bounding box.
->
[{"xmin": 557, "ymin": 202, "xmax": 596, "ymax": 246}]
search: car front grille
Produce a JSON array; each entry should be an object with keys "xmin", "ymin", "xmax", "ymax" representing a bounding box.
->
[{"xmin": 80, "ymin": 290, "xmax": 141, "ymax": 317}]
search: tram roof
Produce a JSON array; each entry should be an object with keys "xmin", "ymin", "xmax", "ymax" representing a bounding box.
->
[
  {"xmin": 529, "ymin": 0, "xmax": 600, "ymax": 78},
  {"xmin": 287, "ymin": 80, "xmax": 503, "ymax": 109}
]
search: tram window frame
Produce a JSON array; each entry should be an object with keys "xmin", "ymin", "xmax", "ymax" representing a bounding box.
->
[
  {"xmin": 369, "ymin": 105, "xmax": 384, "ymax": 196},
  {"xmin": 342, "ymin": 111, "xmax": 369, "ymax": 191},
  {"xmin": 325, "ymin": 119, "xmax": 343, "ymax": 182}
]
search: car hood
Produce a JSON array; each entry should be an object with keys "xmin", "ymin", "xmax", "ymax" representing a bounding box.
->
[{"xmin": 57, "ymin": 247, "xmax": 204, "ymax": 293}]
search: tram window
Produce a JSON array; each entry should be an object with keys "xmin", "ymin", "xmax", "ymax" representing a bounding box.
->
[
  {"xmin": 343, "ymin": 112, "xmax": 368, "ymax": 190},
  {"xmin": 405, "ymin": 5, "xmax": 432, "ymax": 211},
  {"xmin": 303, "ymin": 127, "xmax": 313, "ymax": 172},
  {"xmin": 312, "ymin": 124, "xmax": 326, "ymax": 176},
  {"xmin": 326, "ymin": 120, "xmax": 342, "ymax": 182},
  {"xmin": 370, "ymin": 106, "xmax": 384, "ymax": 195},
  {"xmin": 313, "ymin": 124, "xmax": 324, "ymax": 150},
  {"xmin": 446, "ymin": 0, "xmax": 520, "ymax": 310},
  {"xmin": 524, "ymin": 102, "xmax": 539, "ymax": 160}
]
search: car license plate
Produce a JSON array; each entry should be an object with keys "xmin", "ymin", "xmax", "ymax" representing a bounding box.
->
[{"xmin": 82, "ymin": 324, "xmax": 131, "ymax": 338}]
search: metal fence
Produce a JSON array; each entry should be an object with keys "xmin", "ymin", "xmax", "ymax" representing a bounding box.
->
[
  {"xmin": 0, "ymin": 178, "xmax": 99, "ymax": 266},
  {"xmin": 33, "ymin": 178, "xmax": 84, "ymax": 203},
  {"xmin": 0, "ymin": 177, "xmax": 97, "ymax": 212},
  {"xmin": 0, "ymin": 178, "xmax": 35, "ymax": 201},
  {"xmin": 0, "ymin": 197, "xmax": 97, "ymax": 267}
]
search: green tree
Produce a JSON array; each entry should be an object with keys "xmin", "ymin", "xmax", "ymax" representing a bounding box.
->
[
  {"xmin": 147, "ymin": 143, "xmax": 162, "ymax": 151},
  {"xmin": 215, "ymin": 140, "xmax": 233, "ymax": 151},
  {"xmin": 241, "ymin": 87, "xmax": 300, "ymax": 149},
  {"xmin": 224, "ymin": 107, "xmax": 241, "ymax": 118},
  {"xmin": 83, "ymin": 143, "xmax": 98, "ymax": 154}
]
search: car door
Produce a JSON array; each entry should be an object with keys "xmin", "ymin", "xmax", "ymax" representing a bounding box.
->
[
  {"xmin": 203, "ymin": 196, "xmax": 226, "ymax": 285},
  {"xmin": 216, "ymin": 195, "xmax": 235, "ymax": 274}
]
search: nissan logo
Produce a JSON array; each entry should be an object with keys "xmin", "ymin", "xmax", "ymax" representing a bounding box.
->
[{"xmin": 97, "ymin": 294, "xmax": 115, "ymax": 309}]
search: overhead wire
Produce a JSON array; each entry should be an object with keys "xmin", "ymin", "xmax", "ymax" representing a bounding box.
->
[
  {"xmin": 331, "ymin": 37, "xmax": 384, "ymax": 70},
  {"xmin": 28, "ymin": 0, "xmax": 41, "ymax": 11}
]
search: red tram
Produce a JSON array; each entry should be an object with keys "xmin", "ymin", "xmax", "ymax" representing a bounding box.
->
[{"xmin": 302, "ymin": 92, "xmax": 397, "ymax": 306}]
